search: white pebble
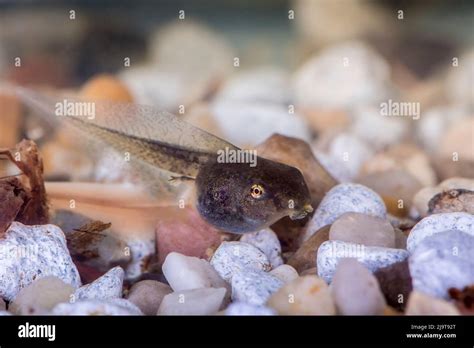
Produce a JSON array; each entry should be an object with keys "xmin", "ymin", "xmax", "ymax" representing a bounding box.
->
[
  {"xmin": 52, "ymin": 298, "xmax": 142, "ymax": 315},
  {"xmin": 0, "ymin": 222, "xmax": 81, "ymax": 301},
  {"xmin": 231, "ymin": 269, "xmax": 284, "ymax": 306},
  {"xmin": 407, "ymin": 212, "xmax": 474, "ymax": 253},
  {"xmin": 124, "ymin": 236, "xmax": 155, "ymax": 280},
  {"xmin": 73, "ymin": 266, "xmax": 124, "ymax": 301},
  {"xmin": 240, "ymin": 229, "xmax": 283, "ymax": 268},
  {"xmin": 210, "ymin": 242, "xmax": 271, "ymax": 282},
  {"xmin": 269, "ymin": 264, "xmax": 299, "ymax": 283},
  {"xmin": 162, "ymin": 252, "xmax": 228, "ymax": 292},
  {"xmin": 302, "ymin": 183, "xmax": 386, "ymax": 242},
  {"xmin": 157, "ymin": 288, "xmax": 226, "ymax": 315},
  {"xmin": 317, "ymin": 240, "xmax": 408, "ymax": 283}
]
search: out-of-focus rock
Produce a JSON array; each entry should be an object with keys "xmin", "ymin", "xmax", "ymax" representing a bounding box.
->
[
  {"xmin": 80, "ymin": 74, "xmax": 134, "ymax": 102},
  {"xmin": 406, "ymin": 291, "xmax": 460, "ymax": 315},
  {"xmin": 374, "ymin": 260, "xmax": 412, "ymax": 311},
  {"xmin": 126, "ymin": 280, "xmax": 172, "ymax": 315}
]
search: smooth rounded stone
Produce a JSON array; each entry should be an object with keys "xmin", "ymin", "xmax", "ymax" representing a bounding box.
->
[
  {"xmin": 293, "ymin": 41, "xmax": 390, "ymax": 109},
  {"xmin": 331, "ymin": 259, "xmax": 386, "ymax": 315},
  {"xmin": 155, "ymin": 206, "xmax": 224, "ymax": 266},
  {"xmin": 440, "ymin": 118, "xmax": 474, "ymax": 161},
  {"xmin": 269, "ymin": 265, "xmax": 299, "ymax": 283},
  {"xmin": 329, "ymin": 212, "xmax": 395, "ymax": 248},
  {"xmin": 302, "ymin": 183, "xmax": 386, "ymax": 242},
  {"xmin": 231, "ymin": 269, "xmax": 284, "ymax": 306},
  {"xmin": 428, "ymin": 189, "xmax": 474, "ymax": 215},
  {"xmin": 73, "ymin": 266, "xmax": 124, "ymax": 301},
  {"xmin": 0, "ymin": 222, "xmax": 81, "ymax": 301},
  {"xmin": 288, "ymin": 225, "xmax": 330, "ymax": 273},
  {"xmin": 210, "ymin": 100, "xmax": 311, "ymax": 147},
  {"xmin": 162, "ymin": 252, "xmax": 228, "ymax": 293},
  {"xmin": 0, "ymin": 299, "xmax": 5, "ymax": 311},
  {"xmin": 210, "ymin": 242, "xmax": 271, "ymax": 282},
  {"xmin": 409, "ymin": 230, "xmax": 474, "ymax": 299},
  {"xmin": 325, "ymin": 132, "xmax": 374, "ymax": 181},
  {"xmin": 225, "ymin": 302, "xmax": 276, "ymax": 316},
  {"xmin": 240, "ymin": 229, "xmax": 283, "ymax": 268},
  {"xmin": 216, "ymin": 67, "xmax": 291, "ymax": 104},
  {"xmin": 374, "ymin": 260, "xmax": 412, "ymax": 311},
  {"xmin": 267, "ymin": 275, "xmax": 336, "ymax": 315},
  {"xmin": 124, "ymin": 236, "xmax": 155, "ymax": 280},
  {"xmin": 446, "ymin": 50, "xmax": 474, "ymax": 104},
  {"xmin": 52, "ymin": 299, "xmax": 143, "ymax": 315},
  {"xmin": 157, "ymin": 287, "xmax": 226, "ymax": 315},
  {"xmin": 412, "ymin": 187, "xmax": 441, "ymax": 218},
  {"xmin": 126, "ymin": 280, "xmax": 172, "ymax": 316},
  {"xmin": 357, "ymin": 169, "xmax": 423, "ymax": 217},
  {"xmin": 9, "ymin": 276, "xmax": 75, "ymax": 315},
  {"xmin": 317, "ymin": 240, "xmax": 409, "ymax": 283},
  {"xmin": 406, "ymin": 212, "xmax": 474, "ymax": 253},
  {"xmin": 314, "ymin": 150, "xmax": 352, "ymax": 183},
  {"xmin": 406, "ymin": 291, "xmax": 460, "ymax": 315}
]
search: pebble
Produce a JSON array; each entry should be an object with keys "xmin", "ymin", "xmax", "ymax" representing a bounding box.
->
[
  {"xmin": 288, "ymin": 225, "xmax": 330, "ymax": 273},
  {"xmin": 374, "ymin": 260, "xmax": 412, "ymax": 311},
  {"xmin": 52, "ymin": 298, "xmax": 143, "ymax": 315},
  {"xmin": 73, "ymin": 266, "xmax": 124, "ymax": 301},
  {"xmin": 0, "ymin": 222, "xmax": 81, "ymax": 301},
  {"xmin": 293, "ymin": 41, "xmax": 390, "ymax": 109},
  {"xmin": 124, "ymin": 236, "xmax": 155, "ymax": 280},
  {"xmin": 210, "ymin": 242, "xmax": 271, "ymax": 282},
  {"xmin": 406, "ymin": 212, "xmax": 474, "ymax": 253},
  {"xmin": 162, "ymin": 252, "xmax": 228, "ymax": 292},
  {"xmin": 0, "ymin": 299, "xmax": 5, "ymax": 311},
  {"xmin": 331, "ymin": 259, "xmax": 386, "ymax": 315},
  {"xmin": 350, "ymin": 106, "xmax": 408, "ymax": 150},
  {"xmin": 302, "ymin": 183, "xmax": 386, "ymax": 242},
  {"xmin": 357, "ymin": 169, "xmax": 423, "ymax": 217},
  {"xmin": 0, "ymin": 311, "xmax": 11, "ymax": 316},
  {"xmin": 126, "ymin": 280, "xmax": 172, "ymax": 315},
  {"xmin": 210, "ymin": 100, "xmax": 311, "ymax": 147},
  {"xmin": 157, "ymin": 287, "xmax": 226, "ymax": 315},
  {"xmin": 329, "ymin": 212, "xmax": 395, "ymax": 248},
  {"xmin": 428, "ymin": 189, "xmax": 474, "ymax": 215},
  {"xmin": 409, "ymin": 230, "xmax": 474, "ymax": 299},
  {"xmin": 394, "ymin": 229, "xmax": 408, "ymax": 250},
  {"xmin": 317, "ymin": 240, "xmax": 409, "ymax": 283},
  {"xmin": 9, "ymin": 276, "xmax": 75, "ymax": 315},
  {"xmin": 155, "ymin": 206, "xmax": 224, "ymax": 265},
  {"xmin": 406, "ymin": 291, "xmax": 460, "ymax": 315},
  {"xmin": 240, "ymin": 229, "xmax": 283, "ymax": 268},
  {"xmin": 231, "ymin": 269, "xmax": 284, "ymax": 306},
  {"xmin": 225, "ymin": 302, "xmax": 276, "ymax": 316},
  {"xmin": 269, "ymin": 265, "xmax": 299, "ymax": 283},
  {"xmin": 267, "ymin": 275, "xmax": 336, "ymax": 315}
]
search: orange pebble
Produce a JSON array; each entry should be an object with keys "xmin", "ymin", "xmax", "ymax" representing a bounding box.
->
[{"xmin": 80, "ymin": 74, "xmax": 134, "ymax": 102}]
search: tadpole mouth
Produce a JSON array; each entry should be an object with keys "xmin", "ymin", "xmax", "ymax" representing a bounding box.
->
[{"xmin": 289, "ymin": 203, "xmax": 314, "ymax": 220}]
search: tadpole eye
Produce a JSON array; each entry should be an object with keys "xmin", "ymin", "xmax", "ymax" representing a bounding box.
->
[{"xmin": 250, "ymin": 184, "xmax": 264, "ymax": 198}]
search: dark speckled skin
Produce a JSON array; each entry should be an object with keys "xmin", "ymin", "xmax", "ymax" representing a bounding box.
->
[{"xmin": 195, "ymin": 157, "xmax": 312, "ymax": 233}]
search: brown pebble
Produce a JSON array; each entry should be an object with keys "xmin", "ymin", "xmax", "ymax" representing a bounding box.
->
[
  {"xmin": 126, "ymin": 280, "xmax": 172, "ymax": 316},
  {"xmin": 287, "ymin": 225, "xmax": 330, "ymax": 273}
]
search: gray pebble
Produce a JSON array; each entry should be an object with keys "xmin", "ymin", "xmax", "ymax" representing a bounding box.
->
[
  {"xmin": 240, "ymin": 228, "xmax": 283, "ymax": 268},
  {"xmin": 317, "ymin": 240, "xmax": 408, "ymax": 283},
  {"xmin": 210, "ymin": 242, "xmax": 271, "ymax": 282},
  {"xmin": 127, "ymin": 280, "xmax": 172, "ymax": 315},
  {"xmin": 0, "ymin": 222, "xmax": 81, "ymax": 301},
  {"xmin": 74, "ymin": 266, "xmax": 124, "ymax": 301},
  {"xmin": 303, "ymin": 183, "xmax": 386, "ymax": 242},
  {"xmin": 231, "ymin": 269, "xmax": 284, "ymax": 306},
  {"xmin": 407, "ymin": 212, "xmax": 474, "ymax": 253},
  {"xmin": 52, "ymin": 298, "xmax": 143, "ymax": 315},
  {"xmin": 409, "ymin": 230, "xmax": 474, "ymax": 299}
]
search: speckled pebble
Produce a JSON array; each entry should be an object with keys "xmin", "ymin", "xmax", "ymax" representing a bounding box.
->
[
  {"xmin": 269, "ymin": 264, "xmax": 299, "ymax": 283},
  {"xmin": 52, "ymin": 298, "xmax": 143, "ymax": 315},
  {"xmin": 162, "ymin": 252, "xmax": 228, "ymax": 292},
  {"xmin": 157, "ymin": 287, "xmax": 226, "ymax": 315},
  {"xmin": 124, "ymin": 237, "xmax": 155, "ymax": 280},
  {"xmin": 409, "ymin": 230, "xmax": 474, "ymax": 299},
  {"xmin": 225, "ymin": 302, "xmax": 276, "ymax": 315},
  {"xmin": 317, "ymin": 240, "xmax": 408, "ymax": 283},
  {"xmin": 302, "ymin": 183, "xmax": 386, "ymax": 242},
  {"xmin": 73, "ymin": 266, "xmax": 124, "ymax": 301},
  {"xmin": 0, "ymin": 222, "xmax": 81, "ymax": 301},
  {"xmin": 240, "ymin": 229, "xmax": 283, "ymax": 268},
  {"xmin": 407, "ymin": 212, "xmax": 474, "ymax": 253},
  {"xmin": 210, "ymin": 242, "xmax": 271, "ymax": 282},
  {"xmin": 231, "ymin": 269, "xmax": 284, "ymax": 306}
]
